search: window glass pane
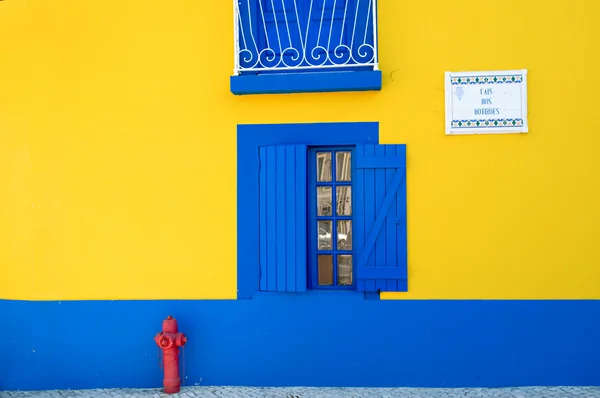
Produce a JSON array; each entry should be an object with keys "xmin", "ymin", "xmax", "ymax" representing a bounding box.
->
[
  {"xmin": 336, "ymin": 151, "xmax": 351, "ymax": 181},
  {"xmin": 318, "ymin": 220, "xmax": 332, "ymax": 250},
  {"xmin": 336, "ymin": 186, "xmax": 352, "ymax": 216},
  {"xmin": 337, "ymin": 220, "xmax": 352, "ymax": 250},
  {"xmin": 337, "ymin": 255, "xmax": 352, "ymax": 286},
  {"xmin": 317, "ymin": 186, "xmax": 332, "ymax": 216},
  {"xmin": 316, "ymin": 152, "xmax": 332, "ymax": 182},
  {"xmin": 318, "ymin": 255, "xmax": 333, "ymax": 286}
]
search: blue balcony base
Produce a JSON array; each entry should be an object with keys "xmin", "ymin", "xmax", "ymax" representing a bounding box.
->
[{"xmin": 230, "ymin": 70, "xmax": 382, "ymax": 95}]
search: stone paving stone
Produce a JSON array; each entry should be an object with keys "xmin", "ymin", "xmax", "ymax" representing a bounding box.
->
[{"xmin": 2, "ymin": 386, "xmax": 600, "ymax": 398}]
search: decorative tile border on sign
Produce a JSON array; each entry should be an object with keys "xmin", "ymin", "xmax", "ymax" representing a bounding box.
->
[
  {"xmin": 451, "ymin": 118, "xmax": 524, "ymax": 128},
  {"xmin": 445, "ymin": 69, "xmax": 528, "ymax": 134},
  {"xmin": 450, "ymin": 75, "xmax": 523, "ymax": 85}
]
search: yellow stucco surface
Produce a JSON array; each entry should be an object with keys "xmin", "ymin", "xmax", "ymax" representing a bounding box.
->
[{"xmin": 1, "ymin": 0, "xmax": 599, "ymax": 300}]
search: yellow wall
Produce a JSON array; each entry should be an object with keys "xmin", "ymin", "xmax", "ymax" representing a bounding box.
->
[{"xmin": 1, "ymin": 0, "xmax": 599, "ymax": 301}]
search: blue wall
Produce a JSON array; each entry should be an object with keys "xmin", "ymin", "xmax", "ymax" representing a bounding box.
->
[{"xmin": 2, "ymin": 297, "xmax": 600, "ymax": 391}]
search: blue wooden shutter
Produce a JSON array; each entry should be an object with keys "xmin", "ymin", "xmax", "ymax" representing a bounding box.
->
[
  {"xmin": 259, "ymin": 145, "xmax": 307, "ymax": 292},
  {"xmin": 355, "ymin": 144, "xmax": 407, "ymax": 292}
]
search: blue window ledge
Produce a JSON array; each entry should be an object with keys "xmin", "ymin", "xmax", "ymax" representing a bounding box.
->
[{"xmin": 230, "ymin": 70, "xmax": 382, "ymax": 96}]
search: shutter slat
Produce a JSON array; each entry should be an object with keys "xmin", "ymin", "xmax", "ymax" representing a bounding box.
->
[
  {"xmin": 397, "ymin": 146, "xmax": 408, "ymax": 292},
  {"xmin": 285, "ymin": 146, "xmax": 297, "ymax": 292},
  {"xmin": 266, "ymin": 146, "xmax": 277, "ymax": 291},
  {"xmin": 295, "ymin": 145, "xmax": 307, "ymax": 293},
  {"xmin": 259, "ymin": 144, "xmax": 307, "ymax": 293},
  {"xmin": 356, "ymin": 144, "xmax": 408, "ymax": 292},
  {"xmin": 259, "ymin": 147, "xmax": 268, "ymax": 292},
  {"xmin": 355, "ymin": 145, "xmax": 366, "ymax": 292},
  {"xmin": 385, "ymin": 145, "xmax": 398, "ymax": 292},
  {"xmin": 276, "ymin": 146, "xmax": 287, "ymax": 290},
  {"xmin": 364, "ymin": 144, "xmax": 376, "ymax": 292},
  {"xmin": 375, "ymin": 145, "xmax": 387, "ymax": 292}
]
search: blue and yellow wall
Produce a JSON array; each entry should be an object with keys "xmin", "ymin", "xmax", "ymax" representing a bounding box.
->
[{"xmin": 1, "ymin": 0, "xmax": 600, "ymax": 391}]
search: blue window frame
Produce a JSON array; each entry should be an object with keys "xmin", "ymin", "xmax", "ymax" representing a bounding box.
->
[
  {"xmin": 237, "ymin": 123, "xmax": 407, "ymax": 299},
  {"xmin": 308, "ymin": 147, "xmax": 355, "ymax": 290},
  {"xmin": 231, "ymin": 0, "xmax": 382, "ymax": 95}
]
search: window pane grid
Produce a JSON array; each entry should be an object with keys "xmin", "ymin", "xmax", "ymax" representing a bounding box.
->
[
  {"xmin": 316, "ymin": 182, "xmax": 351, "ymax": 186},
  {"xmin": 315, "ymin": 249, "xmax": 352, "ymax": 254},
  {"xmin": 311, "ymin": 147, "xmax": 354, "ymax": 289}
]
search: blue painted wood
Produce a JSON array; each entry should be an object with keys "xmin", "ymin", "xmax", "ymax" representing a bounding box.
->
[
  {"xmin": 276, "ymin": 146, "xmax": 287, "ymax": 290},
  {"xmin": 259, "ymin": 0, "xmax": 303, "ymax": 65},
  {"xmin": 237, "ymin": 0, "xmax": 258, "ymax": 71},
  {"xmin": 259, "ymin": 147, "xmax": 268, "ymax": 292},
  {"xmin": 230, "ymin": 71, "xmax": 382, "ymax": 95},
  {"xmin": 266, "ymin": 146, "xmax": 277, "ymax": 291},
  {"xmin": 306, "ymin": 0, "xmax": 353, "ymax": 66},
  {"xmin": 358, "ymin": 266, "xmax": 407, "ymax": 279},
  {"xmin": 237, "ymin": 122, "xmax": 379, "ymax": 299},
  {"xmin": 258, "ymin": 144, "xmax": 308, "ymax": 293},
  {"xmin": 356, "ymin": 144, "xmax": 407, "ymax": 292},
  {"xmin": 355, "ymin": 145, "xmax": 366, "ymax": 292},
  {"xmin": 356, "ymin": 156, "xmax": 406, "ymax": 169},
  {"xmin": 285, "ymin": 146, "xmax": 297, "ymax": 292},
  {"xmin": 295, "ymin": 145, "xmax": 308, "ymax": 293},
  {"xmin": 385, "ymin": 145, "xmax": 398, "ymax": 292},
  {"xmin": 308, "ymin": 149, "xmax": 318, "ymax": 290},
  {"xmin": 374, "ymin": 145, "xmax": 386, "ymax": 292},
  {"xmin": 357, "ymin": 170, "xmax": 404, "ymax": 279},
  {"xmin": 364, "ymin": 145, "xmax": 376, "ymax": 292},
  {"xmin": 397, "ymin": 146, "xmax": 408, "ymax": 292}
]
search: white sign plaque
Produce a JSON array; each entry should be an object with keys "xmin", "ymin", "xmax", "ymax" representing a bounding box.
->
[{"xmin": 445, "ymin": 69, "xmax": 528, "ymax": 135}]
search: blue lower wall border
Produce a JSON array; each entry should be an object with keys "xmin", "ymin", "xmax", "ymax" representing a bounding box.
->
[
  {"xmin": 230, "ymin": 70, "xmax": 382, "ymax": 95},
  {"xmin": 1, "ymin": 298, "xmax": 599, "ymax": 391}
]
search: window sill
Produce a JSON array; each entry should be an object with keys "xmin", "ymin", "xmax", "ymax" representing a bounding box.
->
[
  {"xmin": 245, "ymin": 290, "xmax": 380, "ymax": 301},
  {"xmin": 230, "ymin": 70, "xmax": 382, "ymax": 95}
]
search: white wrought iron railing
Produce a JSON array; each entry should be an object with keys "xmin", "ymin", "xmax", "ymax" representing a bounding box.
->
[{"xmin": 233, "ymin": 0, "xmax": 378, "ymax": 75}]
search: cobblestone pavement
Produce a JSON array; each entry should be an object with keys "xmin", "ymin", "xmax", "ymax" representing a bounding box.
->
[{"xmin": 2, "ymin": 387, "xmax": 600, "ymax": 398}]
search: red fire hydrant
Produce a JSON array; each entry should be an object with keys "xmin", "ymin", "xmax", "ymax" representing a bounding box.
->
[{"xmin": 154, "ymin": 315, "xmax": 187, "ymax": 394}]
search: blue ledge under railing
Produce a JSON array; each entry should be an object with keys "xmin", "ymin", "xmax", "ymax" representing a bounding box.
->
[{"xmin": 230, "ymin": 70, "xmax": 382, "ymax": 95}]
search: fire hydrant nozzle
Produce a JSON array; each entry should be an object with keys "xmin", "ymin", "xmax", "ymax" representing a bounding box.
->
[{"xmin": 154, "ymin": 316, "xmax": 187, "ymax": 394}]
